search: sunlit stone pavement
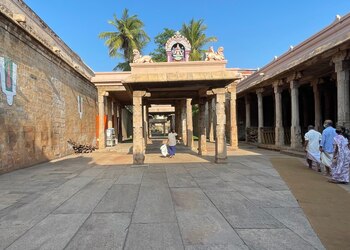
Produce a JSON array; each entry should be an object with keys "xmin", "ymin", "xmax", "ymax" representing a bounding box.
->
[{"xmin": 0, "ymin": 145, "xmax": 325, "ymax": 250}]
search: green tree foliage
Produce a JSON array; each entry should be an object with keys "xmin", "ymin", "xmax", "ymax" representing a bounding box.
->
[
  {"xmin": 98, "ymin": 9, "xmax": 150, "ymax": 71},
  {"xmin": 149, "ymin": 28, "xmax": 176, "ymax": 62},
  {"xmin": 180, "ymin": 19, "xmax": 217, "ymax": 61}
]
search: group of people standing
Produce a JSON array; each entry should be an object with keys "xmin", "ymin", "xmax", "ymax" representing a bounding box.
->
[{"xmin": 304, "ymin": 120, "xmax": 350, "ymax": 184}]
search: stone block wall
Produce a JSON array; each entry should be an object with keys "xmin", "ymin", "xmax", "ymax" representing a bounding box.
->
[{"xmin": 0, "ymin": 13, "xmax": 97, "ymax": 173}]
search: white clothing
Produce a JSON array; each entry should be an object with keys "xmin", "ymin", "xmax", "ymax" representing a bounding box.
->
[
  {"xmin": 304, "ymin": 129, "xmax": 322, "ymax": 163},
  {"xmin": 160, "ymin": 144, "xmax": 168, "ymax": 157},
  {"xmin": 168, "ymin": 132, "xmax": 177, "ymax": 146},
  {"xmin": 304, "ymin": 129, "xmax": 322, "ymax": 154},
  {"xmin": 321, "ymin": 151, "xmax": 333, "ymax": 167}
]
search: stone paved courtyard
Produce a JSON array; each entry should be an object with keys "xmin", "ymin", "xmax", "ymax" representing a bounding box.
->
[{"xmin": 0, "ymin": 146, "xmax": 325, "ymax": 250}]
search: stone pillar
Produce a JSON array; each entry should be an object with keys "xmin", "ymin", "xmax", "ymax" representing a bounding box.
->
[
  {"xmin": 198, "ymin": 97, "xmax": 207, "ymax": 155},
  {"xmin": 181, "ymin": 100, "xmax": 187, "ymax": 145},
  {"xmin": 143, "ymin": 105, "xmax": 151, "ymax": 144},
  {"xmin": 98, "ymin": 92, "xmax": 106, "ymax": 149},
  {"xmin": 228, "ymin": 83, "xmax": 238, "ymax": 149},
  {"xmin": 245, "ymin": 95, "xmax": 251, "ymax": 142},
  {"xmin": 118, "ymin": 105, "xmax": 123, "ymax": 142},
  {"xmin": 133, "ymin": 91, "xmax": 146, "ymax": 164},
  {"xmin": 107, "ymin": 98, "xmax": 113, "ymax": 128},
  {"xmin": 208, "ymin": 98, "xmax": 215, "ymax": 142},
  {"xmin": 205, "ymin": 101, "xmax": 209, "ymax": 140},
  {"xmin": 186, "ymin": 99, "xmax": 194, "ymax": 149},
  {"xmin": 121, "ymin": 108, "xmax": 128, "ymax": 141},
  {"xmin": 256, "ymin": 88, "xmax": 264, "ymax": 144},
  {"xmin": 311, "ymin": 80, "xmax": 321, "ymax": 131},
  {"xmin": 333, "ymin": 51, "xmax": 350, "ymax": 127},
  {"xmin": 290, "ymin": 80, "xmax": 302, "ymax": 148},
  {"xmin": 113, "ymin": 101, "xmax": 118, "ymax": 132},
  {"xmin": 213, "ymin": 88, "xmax": 227, "ymax": 163},
  {"xmin": 175, "ymin": 102, "xmax": 182, "ymax": 137},
  {"xmin": 273, "ymin": 82, "xmax": 284, "ymax": 147}
]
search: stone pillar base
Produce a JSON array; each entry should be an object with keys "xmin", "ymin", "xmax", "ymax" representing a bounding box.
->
[
  {"xmin": 215, "ymin": 158, "xmax": 227, "ymax": 164},
  {"xmin": 133, "ymin": 154, "xmax": 145, "ymax": 165},
  {"xmin": 228, "ymin": 145, "xmax": 238, "ymax": 150}
]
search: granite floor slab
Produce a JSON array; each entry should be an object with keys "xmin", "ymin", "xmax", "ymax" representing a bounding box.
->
[{"xmin": 0, "ymin": 148, "xmax": 325, "ymax": 249}]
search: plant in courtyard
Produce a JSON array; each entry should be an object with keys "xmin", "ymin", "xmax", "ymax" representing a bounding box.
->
[
  {"xmin": 99, "ymin": 9, "xmax": 150, "ymax": 71},
  {"xmin": 150, "ymin": 28, "xmax": 176, "ymax": 62},
  {"xmin": 180, "ymin": 19, "xmax": 217, "ymax": 61}
]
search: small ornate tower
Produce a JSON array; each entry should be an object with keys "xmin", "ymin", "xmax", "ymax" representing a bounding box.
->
[{"xmin": 165, "ymin": 31, "xmax": 191, "ymax": 62}]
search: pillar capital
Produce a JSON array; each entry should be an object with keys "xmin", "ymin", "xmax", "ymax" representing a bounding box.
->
[
  {"xmin": 273, "ymin": 81, "xmax": 283, "ymax": 94},
  {"xmin": 332, "ymin": 50, "xmax": 348, "ymax": 63},
  {"xmin": 310, "ymin": 79, "xmax": 319, "ymax": 87},
  {"xmin": 212, "ymin": 88, "xmax": 226, "ymax": 95},
  {"xmin": 332, "ymin": 51, "xmax": 350, "ymax": 72},
  {"xmin": 227, "ymin": 81, "xmax": 237, "ymax": 93},
  {"xmin": 133, "ymin": 90, "xmax": 151, "ymax": 98},
  {"xmin": 256, "ymin": 88, "xmax": 264, "ymax": 95},
  {"xmin": 287, "ymin": 71, "xmax": 303, "ymax": 83},
  {"xmin": 290, "ymin": 80, "xmax": 300, "ymax": 89}
]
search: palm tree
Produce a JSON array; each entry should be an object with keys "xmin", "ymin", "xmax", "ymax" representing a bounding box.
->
[
  {"xmin": 180, "ymin": 19, "xmax": 217, "ymax": 61},
  {"xmin": 99, "ymin": 9, "xmax": 150, "ymax": 71}
]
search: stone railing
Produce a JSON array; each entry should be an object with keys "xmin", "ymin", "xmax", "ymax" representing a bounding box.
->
[
  {"xmin": 261, "ymin": 127, "xmax": 275, "ymax": 145},
  {"xmin": 246, "ymin": 127, "xmax": 258, "ymax": 143}
]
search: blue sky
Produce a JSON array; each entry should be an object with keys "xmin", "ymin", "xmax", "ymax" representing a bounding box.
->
[{"xmin": 24, "ymin": 0, "xmax": 350, "ymax": 72}]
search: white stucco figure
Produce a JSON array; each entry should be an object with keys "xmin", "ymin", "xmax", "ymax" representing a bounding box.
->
[
  {"xmin": 205, "ymin": 46, "xmax": 225, "ymax": 61},
  {"xmin": 133, "ymin": 49, "xmax": 153, "ymax": 63}
]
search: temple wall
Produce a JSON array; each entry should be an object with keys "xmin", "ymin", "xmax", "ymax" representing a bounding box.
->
[{"xmin": 0, "ymin": 13, "xmax": 97, "ymax": 173}]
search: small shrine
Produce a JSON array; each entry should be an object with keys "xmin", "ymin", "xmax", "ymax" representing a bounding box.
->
[{"xmin": 165, "ymin": 31, "xmax": 191, "ymax": 62}]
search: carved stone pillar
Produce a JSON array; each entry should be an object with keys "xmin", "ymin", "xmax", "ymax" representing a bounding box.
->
[
  {"xmin": 133, "ymin": 91, "xmax": 147, "ymax": 164},
  {"xmin": 198, "ymin": 97, "xmax": 207, "ymax": 155},
  {"xmin": 98, "ymin": 92, "xmax": 106, "ymax": 149},
  {"xmin": 333, "ymin": 51, "xmax": 350, "ymax": 127},
  {"xmin": 113, "ymin": 101, "xmax": 118, "ymax": 132},
  {"xmin": 186, "ymin": 99, "xmax": 194, "ymax": 149},
  {"xmin": 273, "ymin": 82, "xmax": 284, "ymax": 147},
  {"xmin": 175, "ymin": 102, "xmax": 182, "ymax": 137},
  {"xmin": 245, "ymin": 95, "xmax": 251, "ymax": 142},
  {"xmin": 143, "ymin": 105, "xmax": 151, "ymax": 144},
  {"xmin": 213, "ymin": 88, "xmax": 227, "ymax": 163},
  {"xmin": 208, "ymin": 98, "xmax": 215, "ymax": 142},
  {"xmin": 311, "ymin": 80, "xmax": 321, "ymax": 131},
  {"xmin": 118, "ymin": 105, "xmax": 123, "ymax": 142},
  {"xmin": 171, "ymin": 114, "xmax": 175, "ymax": 131},
  {"xmin": 290, "ymin": 80, "xmax": 302, "ymax": 148},
  {"xmin": 107, "ymin": 98, "xmax": 113, "ymax": 128},
  {"xmin": 228, "ymin": 83, "xmax": 238, "ymax": 149},
  {"xmin": 205, "ymin": 101, "xmax": 209, "ymax": 140},
  {"xmin": 181, "ymin": 100, "xmax": 187, "ymax": 145},
  {"xmin": 256, "ymin": 88, "xmax": 264, "ymax": 144}
]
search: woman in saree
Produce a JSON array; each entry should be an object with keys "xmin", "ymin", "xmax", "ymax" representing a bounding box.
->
[{"xmin": 329, "ymin": 126, "xmax": 350, "ymax": 184}]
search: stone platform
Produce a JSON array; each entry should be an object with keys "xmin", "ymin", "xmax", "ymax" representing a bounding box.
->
[{"xmin": 0, "ymin": 146, "xmax": 325, "ymax": 249}]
